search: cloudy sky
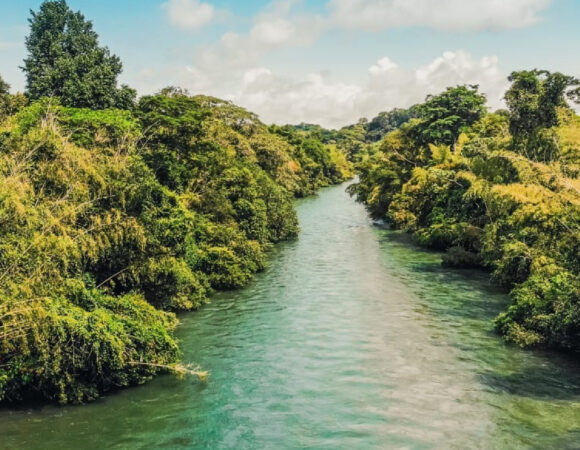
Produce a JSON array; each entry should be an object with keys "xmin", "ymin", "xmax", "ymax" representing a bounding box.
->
[{"xmin": 0, "ymin": 0, "xmax": 579, "ymax": 128}]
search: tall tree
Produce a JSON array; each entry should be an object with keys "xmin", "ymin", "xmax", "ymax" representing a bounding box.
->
[
  {"xmin": 412, "ymin": 85, "xmax": 487, "ymax": 147},
  {"xmin": 22, "ymin": 0, "xmax": 135, "ymax": 109},
  {"xmin": 366, "ymin": 107, "xmax": 415, "ymax": 142},
  {"xmin": 505, "ymin": 70, "xmax": 580, "ymax": 161}
]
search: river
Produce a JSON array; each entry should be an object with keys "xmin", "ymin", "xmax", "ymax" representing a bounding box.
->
[{"xmin": 1, "ymin": 182, "xmax": 580, "ymax": 449}]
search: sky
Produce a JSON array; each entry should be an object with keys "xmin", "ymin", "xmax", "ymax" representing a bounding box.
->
[{"xmin": 0, "ymin": 0, "xmax": 579, "ymax": 128}]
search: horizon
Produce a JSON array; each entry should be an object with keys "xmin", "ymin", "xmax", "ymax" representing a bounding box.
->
[{"xmin": 1, "ymin": 0, "xmax": 579, "ymax": 128}]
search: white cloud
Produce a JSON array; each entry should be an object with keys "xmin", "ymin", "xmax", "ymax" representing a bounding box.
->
[
  {"xmin": 369, "ymin": 57, "xmax": 399, "ymax": 76},
  {"xmin": 327, "ymin": 0, "xmax": 553, "ymax": 32},
  {"xmin": 182, "ymin": 0, "xmax": 326, "ymax": 77},
  {"xmin": 250, "ymin": 18, "xmax": 297, "ymax": 46},
  {"xmin": 236, "ymin": 68, "xmax": 363, "ymax": 127},
  {"xmin": 163, "ymin": 0, "xmax": 215, "ymax": 30},
  {"xmin": 229, "ymin": 51, "xmax": 508, "ymax": 128},
  {"xmin": 195, "ymin": 6, "xmax": 325, "ymax": 74},
  {"xmin": 183, "ymin": 0, "xmax": 548, "ymax": 92},
  {"xmin": 157, "ymin": 0, "xmax": 551, "ymax": 127}
]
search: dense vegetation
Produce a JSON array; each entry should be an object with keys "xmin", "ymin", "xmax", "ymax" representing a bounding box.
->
[
  {"xmin": 0, "ymin": 2, "xmax": 351, "ymax": 404},
  {"xmin": 3, "ymin": 0, "xmax": 580, "ymax": 407},
  {"xmin": 350, "ymin": 74, "xmax": 580, "ymax": 352},
  {"xmin": 292, "ymin": 107, "xmax": 419, "ymax": 164}
]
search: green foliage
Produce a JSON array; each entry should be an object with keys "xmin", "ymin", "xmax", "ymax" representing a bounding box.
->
[
  {"xmin": 351, "ymin": 74, "xmax": 580, "ymax": 352},
  {"xmin": 412, "ymin": 85, "xmax": 487, "ymax": 147},
  {"xmin": 505, "ymin": 70, "xmax": 580, "ymax": 162},
  {"xmin": 269, "ymin": 124, "xmax": 352, "ymax": 195},
  {"xmin": 0, "ymin": 75, "xmax": 9, "ymax": 117},
  {"xmin": 59, "ymin": 107, "xmax": 140, "ymax": 148},
  {"xmin": 22, "ymin": 0, "xmax": 135, "ymax": 109},
  {"xmin": 0, "ymin": 89, "xmax": 350, "ymax": 404},
  {"xmin": 0, "ymin": 75, "xmax": 27, "ymax": 122},
  {"xmin": 0, "ymin": 283, "xmax": 180, "ymax": 404},
  {"xmin": 495, "ymin": 262, "xmax": 580, "ymax": 349},
  {"xmin": 366, "ymin": 108, "xmax": 415, "ymax": 142},
  {"xmin": 0, "ymin": 75, "xmax": 8, "ymax": 95},
  {"xmin": 0, "ymin": 76, "xmax": 10, "ymax": 121},
  {"xmin": 0, "ymin": 105, "xmax": 180, "ymax": 403}
]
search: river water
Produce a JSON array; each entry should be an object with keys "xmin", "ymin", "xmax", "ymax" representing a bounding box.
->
[{"xmin": 2, "ymin": 182, "xmax": 580, "ymax": 449}]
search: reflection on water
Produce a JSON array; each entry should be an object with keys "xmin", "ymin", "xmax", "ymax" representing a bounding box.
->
[{"xmin": 2, "ymin": 182, "xmax": 580, "ymax": 449}]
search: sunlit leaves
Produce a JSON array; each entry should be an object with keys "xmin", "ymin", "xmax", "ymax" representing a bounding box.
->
[{"xmin": 350, "ymin": 76, "xmax": 580, "ymax": 352}]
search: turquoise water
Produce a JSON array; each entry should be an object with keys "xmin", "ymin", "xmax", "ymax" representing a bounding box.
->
[{"xmin": 1, "ymin": 182, "xmax": 580, "ymax": 449}]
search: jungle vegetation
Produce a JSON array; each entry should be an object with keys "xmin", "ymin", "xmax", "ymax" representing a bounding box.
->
[
  {"xmin": 350, "ymin": 73, "xmax": 580, "ymax": 352},
  {"xmin": 3, "ymin": 0, "xmax": 580, "ymax": 406},
  {"xmin": 0, "ymin": 1, "xmax": 351, "ymax": 404}
]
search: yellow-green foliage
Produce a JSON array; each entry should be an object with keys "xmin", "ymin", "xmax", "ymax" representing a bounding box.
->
[
  {"xmin": 268, "ymin": 123, "xmax": 353, "ymax": 195},
  {"xmin": 557, "ymin": 107, "xmax": 580, "ymax": 176},
  {"xmin": 0, "ymin": 94, "xmax": 352, "ymax": 404},
  {"xmin": 352, "ymin": 97, "xmax": 580, "ymax": 352}
]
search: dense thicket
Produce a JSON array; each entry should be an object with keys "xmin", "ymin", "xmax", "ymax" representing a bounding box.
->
[
  {"xmin": 0, "ymin": 0, "xmax": 352, "ymax": 404},
  {"xmin": 0, "ymin": 85, "xmax": 350, "ymax": 403},
  {"xmin": 350, "ymin": 76, "xmax": 580, "ymax": 352}
]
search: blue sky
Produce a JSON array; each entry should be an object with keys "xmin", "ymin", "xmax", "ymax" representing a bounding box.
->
[{"xmin": 0, "ymin": 0, "xmax": 579, "ymax": 127}]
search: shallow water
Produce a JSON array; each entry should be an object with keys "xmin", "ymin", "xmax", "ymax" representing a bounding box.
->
[{"xmin": 2, "ymin": 182, "xmax": 580, "ymax": 449}]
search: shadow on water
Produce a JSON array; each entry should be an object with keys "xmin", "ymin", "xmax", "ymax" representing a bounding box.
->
[
  {"xmin": 375, "ymin": 225, "xmax": 580, "ymax": 406},
  {"xmin": 478, "ymin": 348, "xmax": 580, "ymax": 400},
  {"xmin": 376, "ymin": 229, "xmax": 508, "ymax": 321}
]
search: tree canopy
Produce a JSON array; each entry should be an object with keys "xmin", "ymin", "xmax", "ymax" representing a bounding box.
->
[
  {"xmin": 505, "ymin": 70, "xmax": 580, "ymax": 161},
  {"xmin": 366, "ymin": 108, "xmax": 415, "ymax": 142},
  {"xmin": 412, "ymin": 85, "xmax": 487, "ymax": 147},
  {"xmin": 0, "ymin": 74, "xmax": 9, "ymax": 96},
  {"xmin": 22, "ymin": 0, "xmax": 135, "ymax": 109},
  {"xmin": 0, "ymin": 75, "xmax": 10, "ymax": 117},
  {"xmin": 0, "ymin": 74, "xmax": 27, "ymax": 120}
]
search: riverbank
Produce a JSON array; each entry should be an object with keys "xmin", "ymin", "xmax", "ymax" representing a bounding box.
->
[
  {"xmin": 0, "ymin": 93, "xmax": 352, "ymax": 405},
  {"xmin": 2, "ymin": 182, "xmax": 580, "ymax": 449}
]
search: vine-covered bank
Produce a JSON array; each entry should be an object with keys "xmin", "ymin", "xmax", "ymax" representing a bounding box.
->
[
  {"xmin": 349, "ymin": 75, "xmax": 580, "ymax": 352},
  {"xmin": 0, "ymin": 0, "xmax": 351, "ymax": 404}
]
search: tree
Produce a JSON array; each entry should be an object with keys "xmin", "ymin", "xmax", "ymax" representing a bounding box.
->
[
  {"xmin": 412, "ymin": 85, "xmax": 487, "ymax": 147},
  {"xmin": 0, "ymin": 74, "xmax": 10, "ymax": 119},
  {"xmin": 366, "ymin": 107, "xmax": 415, "ymax": 142},
  {"xmin": 0, "ymin": 74, "xmax": 9, "ymax": 95},
  {"xmin": 505, "ymin": 70, "xmax": 580, "ymax": 161},
  {"xmin": 22, "ymin": 0, "xmax": 135, "ymax": 109},
  {"xmin": 0, "ymin": 74, "xmax": 27, "ymax": 120},
  {"xmin": 506, "ymin": 70, "xmax": 580, "ymax": 134}
]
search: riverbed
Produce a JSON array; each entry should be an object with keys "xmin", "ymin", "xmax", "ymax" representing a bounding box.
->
[{"xmin": 2, "ymin": 182, "xmax": 580, "ymax": 449}]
